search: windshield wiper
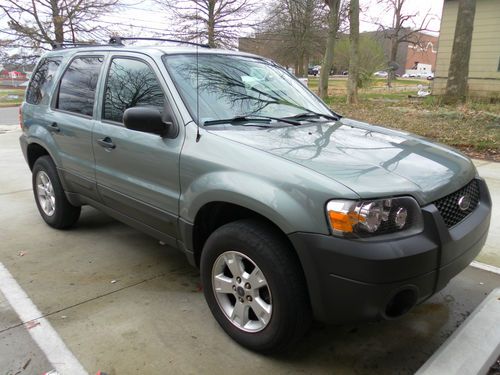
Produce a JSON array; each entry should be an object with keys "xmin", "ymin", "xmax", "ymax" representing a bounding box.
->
[
  {"xmin": 203, "ymin": 115, "xmax": 301, "ymax": 127},
  {"xmin": 286, "ymin": 110, "xmax": 340, "ymax": 122}
]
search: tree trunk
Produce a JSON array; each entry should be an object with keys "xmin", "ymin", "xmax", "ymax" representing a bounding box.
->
[
  {"xmin": 387, "ymin": 0, "xmax": 403, "ymax": 86},
  {"xmin": 304, "ymin": 51, "xmax": 310, "ymax": 78},
  {"xmin": 51, "ymin": 0, "xmax": 64, "ymax": 43},
  {"xmin": 207, "ymin": 0, "xmax": 216, "ymax": 47},
  {"xmin": 387, "ymin": 34, "xmax": 399, "ymax": 87},
  {"xmin": 297, "ymin": 52, "xmax": 305, "ymax": 77},
  {"xmin": 443, "ymin": 0, "xmax": 477, "ymax": 104},
  {"xmin": 347, "ymin": 0, "xmax": 359, "ymax": 104},
  {"xmin": 319, "ymin": 0, "xmax": 341, "ymax": 99}
]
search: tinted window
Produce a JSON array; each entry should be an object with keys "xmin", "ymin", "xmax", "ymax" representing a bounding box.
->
[
  {"xmin": 103, "ymin": 58, "xmax": 164, "ymax": 123},
  {"xmin": 163, "ymin": 54, "xmax": 330, "ymax": 125},
  {"xmin": 57, "ymin": 57, "xmax": 103, "ymax": 116},
  {"xmin": 26, "ymin": 57, "xmax": 62, "ymax": 105}
]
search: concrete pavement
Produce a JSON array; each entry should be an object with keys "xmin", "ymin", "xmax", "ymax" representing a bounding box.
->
[
  {"xmin": 0, "ymin": 128, "xmax": 499, "ymax": 374},
  {"xmin": 473, "ymin": 159, "xmax": 500, "ymax": 267},
  {"xmin": 416, "ymin": 287, "xmax": 500, "ymax": 375},
  {"xmin": 0, "ymin": 107, "xmax": 19, "ymax": 127}
]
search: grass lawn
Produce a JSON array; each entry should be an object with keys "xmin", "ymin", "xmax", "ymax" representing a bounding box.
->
[
  {"xmin": 307, "ymin": 79, "xmax": 500, "ymax": 161},
  {"xmin": 0, "ymin": 88, "xmax": 25, "ymax": 108}
]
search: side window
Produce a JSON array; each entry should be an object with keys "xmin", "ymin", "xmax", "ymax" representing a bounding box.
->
[
  {"xmin": 103, "ymin": 58, "xmax": 165, "ymax": 123},
  {"xmin": 56, "ymin": 57, "xmax": 103, "ymax": 116},
  {"xmin": 26, "ymin": 57, "xmax": 62, "ymax": 105}
]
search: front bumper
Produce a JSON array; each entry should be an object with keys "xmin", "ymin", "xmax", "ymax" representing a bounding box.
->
[{"xmin": 289, "ymin": 178, "xmax": 491, "ymax": 324}]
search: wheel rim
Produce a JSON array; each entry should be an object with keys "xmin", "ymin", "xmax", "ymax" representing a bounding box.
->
[
  {"xmin": 36, "ymin": 171, "xmax": 56, "ymax": 216},
  {"xmin": 211, "ymin": 251, "xmax": 272, "ymax": 333}
]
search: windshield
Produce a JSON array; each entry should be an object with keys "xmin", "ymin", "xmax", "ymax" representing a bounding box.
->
[{"xmin": 163, "ymin": 54, "xmax": 332, "ymax": 126}]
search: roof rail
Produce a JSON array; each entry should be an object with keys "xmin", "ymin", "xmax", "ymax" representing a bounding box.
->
[
  {"xmin": 108, "ymin": 36, "xmax": 211, "ymax": 49},
  {"xmin": 51, "ymin": 41, "xmax": 102, "ymax": 50}
]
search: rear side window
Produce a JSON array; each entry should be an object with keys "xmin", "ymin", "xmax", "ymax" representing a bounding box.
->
[
  {"xmin": 103, "ymin": 58, "xmax": 164, "ymax": 123},
  {"xmin": 56, "ymin": 57, "xmax": 103, "ymax": 117},
  {"xmin": 26, "ymin": 57, "xmax": 62, "ymax": 105}
]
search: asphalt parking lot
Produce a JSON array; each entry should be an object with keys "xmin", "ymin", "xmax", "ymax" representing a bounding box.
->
[{"xmin": 1, "ymin": 119, "xmax": 499, "ymax": 374}]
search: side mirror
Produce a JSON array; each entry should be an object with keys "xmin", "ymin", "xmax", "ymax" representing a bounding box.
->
[{"xmin": 123, "ymin": 106, "xmax": 177, "ymax": 138}]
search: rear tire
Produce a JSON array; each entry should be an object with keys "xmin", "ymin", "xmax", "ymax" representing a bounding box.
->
[
  {"xmin": 200, "ymin": 219, "xmax": 311, "ymax": 353},
  {"xmin": 32, "ymin": 156, "xmax": 81, "ymax": 229}
]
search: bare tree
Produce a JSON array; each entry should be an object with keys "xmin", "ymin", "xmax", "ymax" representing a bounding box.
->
[
  {"xmin": 0, "ymin": 0, "xmax": 120, "ymax": 49},
  {"xmin": 334, "ymin": 35, "xmax": 386, "ymax": 81},
  {"xmin": 346, "ymin": 0, "xmax": 359, "ymax": 104},
  {"xmin": 0, "ymin": 52, "xmax": 40, "ymax": 71},
  {"xmin": 263, "ymin": 0, "xmax": 326, "ymax": 77},
  {"xmin": 375, "ymin": 0, "xmax": 436, "ymax": 84},
  {"xmin": 156, "ymin": 0, "xmax": 256, "ymax": 48},
  {"xmin": 443, "ymin": 0, "xmax": 477, "ymax": 104},
  {"xmin": 319, "ymin": 0, "xmax": 342, "ymax": 99}
]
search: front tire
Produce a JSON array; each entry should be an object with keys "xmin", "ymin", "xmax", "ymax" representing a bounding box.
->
[
  {"xmin": 200, "ymin": 219, "xmax": 311, "ymax": 353},
  {"xmin": 32, "ymin": 156, "xmax": 81, "ymax": 229}
]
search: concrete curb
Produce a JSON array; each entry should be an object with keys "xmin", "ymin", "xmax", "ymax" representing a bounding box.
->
[
  {"xmin": 416, "ymin": 287, "xmax": 500, "ymax": 375},
  {"xmin": 471, "ymin": 261, "xmax": 500, "ymax": 275}
]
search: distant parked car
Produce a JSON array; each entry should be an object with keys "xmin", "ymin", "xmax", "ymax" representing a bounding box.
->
[
  {"xmin": 426, "ymin": 72, "xmax": 435, "ymax": 80},
  {"xmin": 308, "ymin": 66, "xmax": 319, "ymax": 76},
  {"xmin": 373, "ymin": 71, "xmax": 388, "ymax": 78}
]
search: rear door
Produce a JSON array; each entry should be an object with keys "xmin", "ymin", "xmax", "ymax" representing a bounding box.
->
[
  {"xmin": 50, "ymin": 54, "xmax": 106, "ymax": 200},
  {"xmin": 92, "ymin": 53, "xmax": 183, "ymax": 246}
]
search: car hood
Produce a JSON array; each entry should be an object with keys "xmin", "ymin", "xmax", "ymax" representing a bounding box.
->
[{"xmin": 210, "ymin": 118, "xmax": 476, "ymax": 204}]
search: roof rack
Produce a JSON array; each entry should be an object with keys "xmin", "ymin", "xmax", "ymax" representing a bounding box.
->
[
  {"xmin": 108, "ymin": 36, "xmax": 211, "ymax": 49},
  {"xmin": 51, "ymin": 41, "xmax": 101, "ymax": 50}
]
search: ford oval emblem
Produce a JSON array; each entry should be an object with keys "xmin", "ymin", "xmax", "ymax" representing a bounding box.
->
[{"xmin": 458, "ymin": 195, "xmax": 471, "ymax": 211}]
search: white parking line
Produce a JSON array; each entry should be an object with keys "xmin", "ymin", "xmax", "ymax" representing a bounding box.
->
[
  {"xmin": 0, "ymin": 262, "xmax": 88, "ymax": 375},
  {"xmin": 471, "ymin": 260, "xmax": 500, "ymax": 275}
]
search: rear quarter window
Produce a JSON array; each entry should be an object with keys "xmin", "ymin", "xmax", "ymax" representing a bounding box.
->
[{"xmin": 26, "ymin": 57, "xmax": 62, "ymax": 105}]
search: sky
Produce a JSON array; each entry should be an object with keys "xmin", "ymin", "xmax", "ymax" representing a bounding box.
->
[
  {"xmin": 101, "ymin": 0, "xmax": 445, "ymax": 42},
  {"xmin": 359, "ymin": 0, "xmax": 444, "ymax": 35},
  {"xmin": 1, "ymin": 0, "xmax": 445, "ymax": 52}
]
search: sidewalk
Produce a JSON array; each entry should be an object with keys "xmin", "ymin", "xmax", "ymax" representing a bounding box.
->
[{"xmin": 473, "ymin": 160, "xmax": 500, "ymax": 268}]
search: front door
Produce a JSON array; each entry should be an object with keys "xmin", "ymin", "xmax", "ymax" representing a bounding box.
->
[{"xmin": 92, "ymin": 54, "xmax": 184, "ymax": 246}]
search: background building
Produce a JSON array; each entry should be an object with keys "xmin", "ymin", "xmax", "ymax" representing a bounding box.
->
[
  {"xmin": 433, "ymin": 0, "xmax": 500, "ymax": 98},
  {"xmin": 239, "ymin": 30, "xmax": 438, "ymax": 76}
]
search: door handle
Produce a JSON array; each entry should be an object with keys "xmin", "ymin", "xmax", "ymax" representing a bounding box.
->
[
  {"xmin": 48, "ymin": 122, "xmax": 60, "ymax": 132},
  {"xmin": 96, "ymin": 137, "xmax": 116, "ymax": 149}
]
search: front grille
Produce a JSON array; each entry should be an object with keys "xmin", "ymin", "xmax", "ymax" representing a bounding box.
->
[{"xmin": 433, "ymin": 179, "xmax": 480, "ymax": 228}]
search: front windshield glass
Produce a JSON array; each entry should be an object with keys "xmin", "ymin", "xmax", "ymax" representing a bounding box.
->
[{"xmin": 163, "ymin": 54, "xmax": 332, "ymax": 125}]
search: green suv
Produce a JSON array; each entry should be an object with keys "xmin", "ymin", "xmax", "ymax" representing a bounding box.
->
[{"xmin": 20, "ymin": 39, "xmax": 491, "ymax": 353}]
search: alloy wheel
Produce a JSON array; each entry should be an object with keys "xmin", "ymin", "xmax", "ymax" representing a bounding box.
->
[{"xmin": 211, "ymin": 251, "xmax": 272, "ymax": 332}]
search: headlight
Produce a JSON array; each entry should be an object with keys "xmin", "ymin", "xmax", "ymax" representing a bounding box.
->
[{"xmin": 326, "ymin": 197, "xmax": 423, "ymax": 238}]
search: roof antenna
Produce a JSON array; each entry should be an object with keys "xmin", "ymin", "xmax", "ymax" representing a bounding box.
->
[{"xmin": 195, "ymin": 4, "xmax": 201, "ymax": 143}]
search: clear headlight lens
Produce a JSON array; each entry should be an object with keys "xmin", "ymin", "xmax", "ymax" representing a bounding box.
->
[{"xmin": 326, "ymin": 197, "xmax": 422, "ymax": 238}]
